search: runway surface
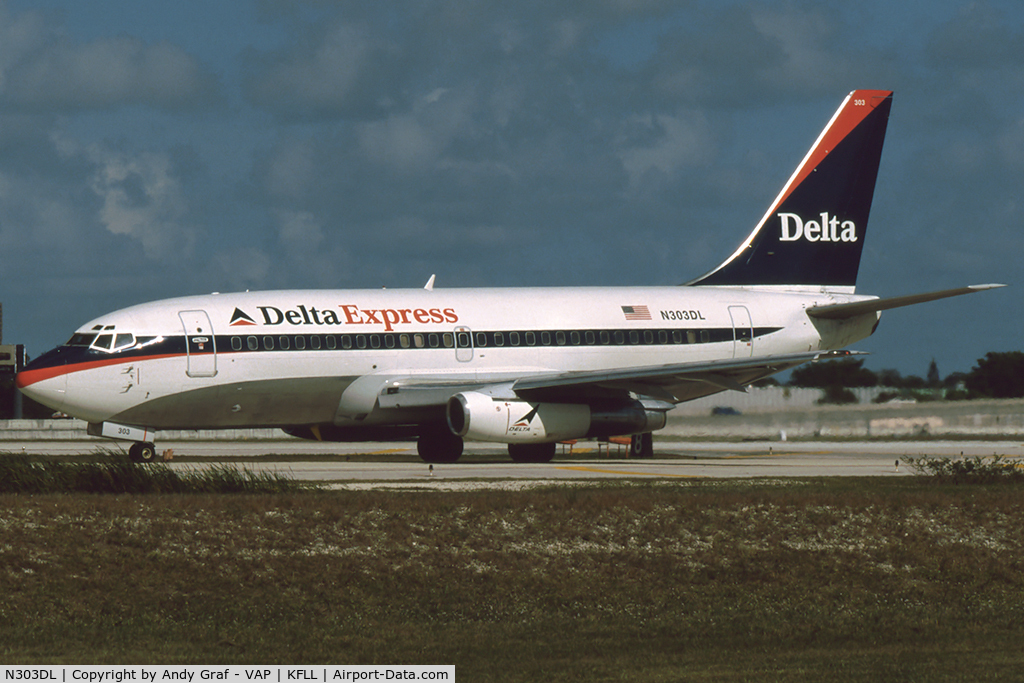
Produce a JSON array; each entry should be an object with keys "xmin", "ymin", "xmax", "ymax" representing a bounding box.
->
[{"xmin": 5, "ymin": 438, "xmax": 1023, "ymax": 488}]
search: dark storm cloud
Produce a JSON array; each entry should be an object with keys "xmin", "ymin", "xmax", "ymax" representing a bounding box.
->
[{"xmin": 0, "ymin": 0, "xmax": 1018, "ymax": 375}]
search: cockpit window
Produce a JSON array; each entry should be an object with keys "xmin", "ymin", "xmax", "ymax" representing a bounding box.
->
[
  {"xmin": 67, "ymin": 333, "xmax": 97, "ymax": 347},
  {"xmin": 85, "ymin": 332, "xmax": 137, "ymax": 353}
]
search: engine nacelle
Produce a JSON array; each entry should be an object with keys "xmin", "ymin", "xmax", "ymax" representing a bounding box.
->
[{"xmin": 446, "ymin": 392, "xmax": 667, "ymax": 443}]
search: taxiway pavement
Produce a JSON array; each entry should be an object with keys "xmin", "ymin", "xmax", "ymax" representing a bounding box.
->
[{"xmin": 4, "ymin": 439, "xmax": 1022, "ymax": 487}]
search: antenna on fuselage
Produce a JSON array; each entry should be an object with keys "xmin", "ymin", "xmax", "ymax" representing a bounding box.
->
[{"xmin": 424, "ymin": 274, "xmax": 436, "ymax": 290}]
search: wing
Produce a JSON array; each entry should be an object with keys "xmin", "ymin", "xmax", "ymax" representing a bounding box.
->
[
  {"xmin": 374, "ymin": 350, "xmax": 854, "ymax": 410},
  {"xmin": 509, "ymin": 350, "xmax": 851, "ymax": 404}
]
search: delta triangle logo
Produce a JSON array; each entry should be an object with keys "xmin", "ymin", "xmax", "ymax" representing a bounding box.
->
[
  {"xmin": 512, "ymin": 405, "xmax": 540, "ymax": 429},
  {"xmin": 229, "ymin": 308, "xmax": 257, "ymax": 326}
]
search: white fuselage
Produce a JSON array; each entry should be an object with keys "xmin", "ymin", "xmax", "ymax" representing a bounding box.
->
[{"xmin": 19, "ymin": 285, "xmax": 879, "ymax": 432}]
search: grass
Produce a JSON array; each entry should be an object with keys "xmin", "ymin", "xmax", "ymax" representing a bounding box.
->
[
  {"xmin": 0, "ymin": 453, "xmax": 304, "ymax": 494},
  {"xmin": 1, "ymin": 472, "xmax": 1024, "ymax": 680}
]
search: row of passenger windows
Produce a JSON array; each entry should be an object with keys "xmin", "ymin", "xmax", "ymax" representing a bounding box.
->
[{"xmin": 226, "ymin": 328, "xmax": 759, "ymax": 353}]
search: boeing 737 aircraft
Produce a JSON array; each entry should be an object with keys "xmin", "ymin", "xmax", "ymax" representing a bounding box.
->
[{"xmin": 17, "ymin": 90, "xmax": 1003, "ymax": 463}]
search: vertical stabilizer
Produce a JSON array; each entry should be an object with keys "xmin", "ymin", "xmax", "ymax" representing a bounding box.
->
[{"xmin": 688, "ymin": 90, "xmax": 892, "ymax": 292}]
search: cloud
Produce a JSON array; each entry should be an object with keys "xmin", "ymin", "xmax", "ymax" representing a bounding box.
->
[
  {"xmin": 79, "ymin": 143, "xmax": 198, "ymax": 260},
  {"xmin": 0, "ymin": 4, "xmax": 218, "ymax": 112},
  {"xmin": 924, "ymin": 2, "xmax": 1024, "ymax": 69},
  {"xmin": 616, "ymin": 110, "xmax": 716, "ymax": 188},
  {"xmin": 242, "ymin": 21, "xmax": 406, "ymax": 120},
  {"xmin": 640, "ymin": 4, "xmax": 896, "ymax": 108}
]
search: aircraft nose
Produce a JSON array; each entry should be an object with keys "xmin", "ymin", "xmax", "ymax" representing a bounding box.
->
[{"xmin": 16, "ymin": 350, "xmax": 69, "ymax": 414}]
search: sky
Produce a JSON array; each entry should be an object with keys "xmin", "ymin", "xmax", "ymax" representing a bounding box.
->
[{"xmin": 0, "ymin": 0, "xmax": 1020, "ymax": 378}]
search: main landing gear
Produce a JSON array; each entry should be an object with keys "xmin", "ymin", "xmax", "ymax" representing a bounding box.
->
[
  {"xmin": 416, "ymin": 433, "xmax": 654, "ymax": 464},
  {"xmin": 508, "ymin": 442, "xmax": 556, "ymax": 463},
  {"xmin": 629, "ymin": 432, "xmax": 654, "ymax": 459},
  {"xmin": 417, "ymin": 430, "xmax": 464, "ymax": 463},
  {"xmin": 128, "ymin": 441, "xmax": 157, "ymax": 463}
]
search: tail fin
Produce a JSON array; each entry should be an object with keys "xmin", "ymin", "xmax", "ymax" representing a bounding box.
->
[{"xmin": 688, "ymin": 89, "xmax": 893, "ymax": 292}]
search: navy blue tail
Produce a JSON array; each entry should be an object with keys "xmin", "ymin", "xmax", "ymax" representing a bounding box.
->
[{"xmin": 688, "ymin": 90, "xmax": 892, "ymax": 291}]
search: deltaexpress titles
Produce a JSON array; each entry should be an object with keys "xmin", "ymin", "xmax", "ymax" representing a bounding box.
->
[{"xmin": 257, "ymin": 305, "xmax": 459, "ymax": 331}]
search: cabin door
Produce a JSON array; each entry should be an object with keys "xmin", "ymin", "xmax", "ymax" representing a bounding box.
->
[
  {"xmin": 728, "ymin": 306, "xmax": 753, "ymax": 358},
  {"xmin": 179, "ymin": 309, "xmax": 218, "ymax": 377}
]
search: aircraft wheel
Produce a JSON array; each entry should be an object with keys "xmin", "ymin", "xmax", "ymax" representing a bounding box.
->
[
  {"xmin": 508, "ymin": 442, "xmax": 556, "ymax": 463},
  {"xmin": 629, "ymin": 433, "xmax": 654, "ymax": 458},
  {"xmin": 129, "ymin": 442, "xmax": 157, "ymax": 463},
  {"xmin": 418, "ymin": 431, "xmax": 463, "ymax": 463}
]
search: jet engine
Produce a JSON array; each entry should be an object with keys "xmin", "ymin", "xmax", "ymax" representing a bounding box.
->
[{"xmin": 446, "ymin": 391, "xmax": 667, "ymax": 443}]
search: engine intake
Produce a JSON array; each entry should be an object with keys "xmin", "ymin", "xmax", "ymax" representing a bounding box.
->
[{"xmin": 447, "ymin": 392, "xmax": 667, "ymax": 443}]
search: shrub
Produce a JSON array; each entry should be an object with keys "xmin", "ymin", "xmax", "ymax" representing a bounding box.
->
[{"xmin": 906, "ymin": 454, "xmax": 1024, "ymax": 484}]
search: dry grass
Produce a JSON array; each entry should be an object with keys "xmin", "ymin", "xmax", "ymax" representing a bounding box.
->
[{"xmin": 1, "ymin": 479, "xmax": 1024, "ymax": 681}]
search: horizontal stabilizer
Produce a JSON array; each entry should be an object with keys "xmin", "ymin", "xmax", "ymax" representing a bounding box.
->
[{"xmin": 806, "ymin": 284, "xmax": 1006, "ymax": 320}]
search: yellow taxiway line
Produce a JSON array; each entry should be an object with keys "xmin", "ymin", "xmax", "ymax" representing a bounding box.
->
[{"xmin": 556, "ymin": 466, "xmax": 699, "ymax": 478}]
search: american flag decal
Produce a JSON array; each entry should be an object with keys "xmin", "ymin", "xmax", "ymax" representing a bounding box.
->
[{"xmin": 621, "ymin": 305, "xmax": 651, "ymax": 320}]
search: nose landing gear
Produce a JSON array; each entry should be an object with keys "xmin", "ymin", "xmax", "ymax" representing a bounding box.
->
[
  {"xmin": 128, "ymin": 441, "xmax": 157, "ymax": 463},
  {"xmin": 87, "ymin": 422, "xmax": 159, "ymax": 463}
]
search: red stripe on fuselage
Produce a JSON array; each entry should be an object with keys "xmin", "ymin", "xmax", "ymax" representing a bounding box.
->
[{"xmin": 15, "ymin": 353, "xmax": 185, "ymax": 388}]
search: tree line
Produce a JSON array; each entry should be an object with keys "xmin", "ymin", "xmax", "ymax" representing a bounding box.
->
[{"xmin": 779, "ymin": 351, "xmax": 1024, "ymax": 402}]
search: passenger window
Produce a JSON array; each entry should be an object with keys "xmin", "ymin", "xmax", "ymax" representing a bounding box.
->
[
  {"xmin": 569, "ymin": 331, "xmax": 580, "ymax": 345},
  {"xmin": 493, "ymin": 332, "xmax": 504, "ymax": 347},
  {"xmin": 443, "ymin": 333, "xmax": 454, "ymax": 348},
  {"xmin": 658, "ymin": 331, "xmax": 668, "ymax": 344},
  {"xmin": 555, "ymin": 331, "xmax": 566, "ymax": 345},
  {"xmin": 629, "ymin": 331, "xmax": 640, "ymax": 345},
  {"xmin": 599, "ymin": 331, "xmax": 610, "ymax": 345},
  {"xmin": 643, "ymin": 331, "xmax": 653, "ymax": 344},
  {"xmin": 279, "ymin": 336, "xmax": 290, "ymax": 350},
  {"xmin": 295, "ymin": 336, "xmax": 306, "ymax": 350},
  {"xmin": 541, "ymin": 332, "xmax": 551, "ymax": 345},
  {"xmin": 700, "ymin": 330, "xmax": 711, "ymax": 343},
  {"xmin": 263, "ymin": 336, "xmax": 274, "ymax": 350},
  {"xmin": 247, "ymin": 336, "xmax": 259, "ymax": 350},
  {"xmin": 613, "ymin": 331, "xmax": 624, "ymax": 345},
  {"xmin": 428, "ymin": 333, "xmax": 439, "ymax": 348},
  {"xmin": 525, "ymin": 332, "xmax": 536, "ymax": 346},
  {"xmin": 231, "ymin": 337, "xmax": 243, "ymax": 351},
  {"xmin": 585, "ymin": 331, "xmax": 595, "ymax": 345},
  {"xmin": 326, "ymin": 336, "xmax": 336, "ymax": 350},
  {"xmin": 509, "ymin": 332, "xmax": 520, "ymax": 346},
  {"xmin": 475, "ymin": 332, "xmax": 487, "ymax": 347},
  {"xmin": 414, "ymin": 334, "xmax": 425, "ymax": 348}
]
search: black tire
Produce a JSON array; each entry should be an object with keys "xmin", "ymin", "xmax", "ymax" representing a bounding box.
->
[
  {"xmin": 129, "ymin": 442, "xmax": 157, "ymax": 463},
  {"xmin": 629, "ymin": 433, "xmax": 654, "ymax": 458},
  {"xmin": 417, "ymin": 431, "xmax": 464, "ymax": 463},
  {"xmin": 508, "ymin": 442, "xmax": 556, "ymax": 463}
]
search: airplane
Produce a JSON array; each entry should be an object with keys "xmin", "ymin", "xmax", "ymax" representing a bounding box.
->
[{"xmin": 16, "ymin": 89, "xmax": 1004, "ymax": 463}]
